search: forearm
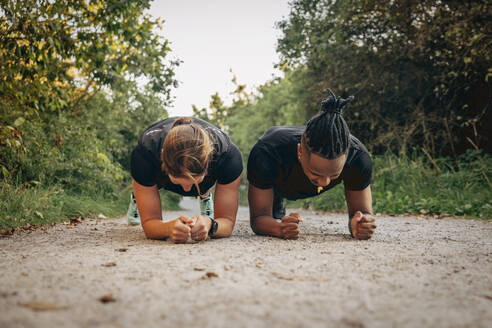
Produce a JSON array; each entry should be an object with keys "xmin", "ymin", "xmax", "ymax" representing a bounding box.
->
[
  {"xmin": 346, "ymin": 185, "xmax": 373, "ymax": 222},
  {"xmin": 141, "ymin": 220, "xmax": 174, "ymax": 240},
  {"xmin": 213, "ymin": 218, "xmax": 235, "ymax": 238},
  {"xmin": 250, "ymin": 215, "xmax": 281, "ymax": 238}
]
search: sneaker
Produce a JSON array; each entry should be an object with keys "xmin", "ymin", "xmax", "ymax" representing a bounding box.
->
[
  {"xmin": 127, "ymin": 192, "xmax": 141, "ymax": 225},
  {"xmin": 200, "ymin": 192, "xmax": 214, "ymax": 218},
  {"xmin": 272, "ymin": 193, "xmax": 286, "ymax": 219}
]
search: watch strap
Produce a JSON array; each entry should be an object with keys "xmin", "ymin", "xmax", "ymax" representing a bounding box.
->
[{"xmin": 208, "ymin": 217, "xmax": 218, "ymax": 236}]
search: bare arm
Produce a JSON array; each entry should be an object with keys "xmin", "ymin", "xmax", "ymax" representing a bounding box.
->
[
  {"xmin": 133, "ymin": 179, "xmax": 191, "ymax": 241},
  {"xmin": 211, "ymin": 175, "xmax": 242, "ymax": 238},
  {"xmin": 345, "ymin": 185, "xmax": 376, "ymax": 239},
  {"xmin": 345, "ymin": 185, "xmax": 373, "ymax": 217},
  {"xmin": 248, "ymin": 183, "xmax": 280, "ymax": 236},
  {"xmin": 248, "ymin": 184, "xmax": 301, "ymax": 239}
]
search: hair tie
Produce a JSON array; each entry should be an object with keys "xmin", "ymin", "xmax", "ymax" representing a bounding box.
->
[{"xmin": 321, "ymin": 89, "xmax": 354, "ymax": 115}]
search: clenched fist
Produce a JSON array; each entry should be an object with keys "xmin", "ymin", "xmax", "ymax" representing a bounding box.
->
[
  {"xmin": 350, "ymin": 211, "xmax": 376, "ymax": 240},
  {"xmin": 190, "ymin": 215, "xmax": 212, "ymax": 241},
  {"xmin": 170, "ymin": 216, "xmax": 195, "ymax": 243},
  {"xmin": 280, "ymin": 212, "xmax": 303, "ymax": 239}
]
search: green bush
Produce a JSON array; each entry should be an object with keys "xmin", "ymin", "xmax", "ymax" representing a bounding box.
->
[{"xmin": 11, "ymin": 120, "xmax": 125, "ymax": 195}]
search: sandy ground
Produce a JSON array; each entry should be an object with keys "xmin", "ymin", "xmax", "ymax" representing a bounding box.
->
[{"xmin": 0, "ymin": 198, "xmax": 491, "ymax": 328}]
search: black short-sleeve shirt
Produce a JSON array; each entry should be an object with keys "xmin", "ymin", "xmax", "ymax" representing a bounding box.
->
[
  {"xmin": 131, "ymin": 117, "xmax": 243, "ymax": 196},
  {"xmin": 247, "ymin": 126, "xmax": 372, "ymax": 200}
]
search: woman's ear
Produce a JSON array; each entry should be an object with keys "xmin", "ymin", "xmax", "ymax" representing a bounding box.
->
[{"xmin": 297, "ymin": 143, "xmax": 301, "ymax": 160}]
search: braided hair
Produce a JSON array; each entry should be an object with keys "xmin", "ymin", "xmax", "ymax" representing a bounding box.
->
[{"xmin": 302, "ymin": 89, "xmax": 354, "ymax": 159}]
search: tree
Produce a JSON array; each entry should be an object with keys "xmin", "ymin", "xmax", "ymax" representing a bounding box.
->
[
  {"xmin": 0, "ymin": 0, "xmax": 178, "ymax": 189},
  {"xmin": 276, "ymin": 0, "xmax": 491, "ymax": 156},
  {"xmin": 192, "ymin": 73, "xmax": 251, "ymax": 132}
]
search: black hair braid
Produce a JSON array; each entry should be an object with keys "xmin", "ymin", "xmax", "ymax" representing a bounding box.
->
[{"xmin": 303, "ymin": 89, "xmax": 354, "ymax": 159}]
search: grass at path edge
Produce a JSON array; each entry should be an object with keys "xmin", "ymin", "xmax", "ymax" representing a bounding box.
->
[{"xmin": 0, "ymin": 184, "xmax": 181, "ymax": 231}]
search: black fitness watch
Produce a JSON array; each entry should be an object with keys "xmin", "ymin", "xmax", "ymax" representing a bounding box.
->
[{"xmin": 208, "ymin": 217, "xmax": 218, "ymax": 236}]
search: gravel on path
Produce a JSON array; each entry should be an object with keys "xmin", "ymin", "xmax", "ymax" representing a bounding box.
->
[{"xmin": 1, "ymin": 198, "xmax": 491, "ymax": 328}]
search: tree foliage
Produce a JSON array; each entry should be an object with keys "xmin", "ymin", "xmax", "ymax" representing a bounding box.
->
[
  {"xmin": 192, "ymin": 73, "xmax": 251, "ymax": 131},
  {"xmin": 275, "ymin": 0, "xmax": 491, "ymax": 156},
  {"xmin": 0, "ymin": 0, "xmax": 178, "ymax": 194}
]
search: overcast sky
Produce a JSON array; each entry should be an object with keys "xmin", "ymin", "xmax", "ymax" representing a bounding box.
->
[{"xmin": 148, "ymin": 1, "xmax": 291, "ymax": 117}]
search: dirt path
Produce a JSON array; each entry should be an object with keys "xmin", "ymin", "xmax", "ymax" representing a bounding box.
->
[{"xmin": 1, "ymin": 198, "xmax": 491, "ymax": 328}]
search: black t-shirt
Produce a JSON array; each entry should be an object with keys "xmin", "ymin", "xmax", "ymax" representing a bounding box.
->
[
  {"xmin": 131, "ymin": 117, "xmax": 243, "ymax": 196},
  {"xmin": 247, "ymin": 126, "xmax": 372, "ymax": 200}
]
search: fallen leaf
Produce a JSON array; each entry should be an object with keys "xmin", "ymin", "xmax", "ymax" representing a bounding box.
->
[
  {"xmin": 201, "ymin": 272, "xmax": 218, "ymax": 279},
  {"xmin": 69, "ymin": 217, "xmax": 82, "ymax": 225},
  {"xmin": 99, "ymin": 294, "xmax": 116, "ymax": 303},
  {"xmin": 482, "ymin": 295, "xmax": 492, "ymax": 301},
  {"xmin": 0, "ymin": 228, "xmax": 14, "ymax": 236},
  {"xmin": 256, "ymin": 262, "xmax": 264, "ymax": 268},
  {"xmin": 101, "ymin": 262, "xmax": 117, "ymax": 267},
  {"xmin": 223, "ymin": 265, "xmax": 230, "ymax": 271},
  {"xmin": 193, "ymin": 267, "xmax": 205, "ymax": 271},
  {"xmin": 97, "ymin": 213, "xmax": 107, "ymax": 220},
  {"xmin": 19, "ymin": 301, "xmax": 68, "ymax": 311},
  {"xmin": 21, "ymin": 224, "xmax": 34, "ymax": 231},
  {"xmin": 116, "ymin": 248, "xmax": 128, "ymax": 252}
]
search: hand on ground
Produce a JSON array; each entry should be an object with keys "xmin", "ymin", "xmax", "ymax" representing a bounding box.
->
[
  {"xmin": 280, "ymin": 213, "xmax": 303, "ymax": 240},
  {"xmin": 350, "ymin": 211, "xmax": 376, "ymax": 240},
  {"xmin": 170, "ymin": 216, "xmax": 194, "ymax": 243},
  {"xmin": 190, "ymin": 215, "xmax": 212, "ymax": 241}
]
